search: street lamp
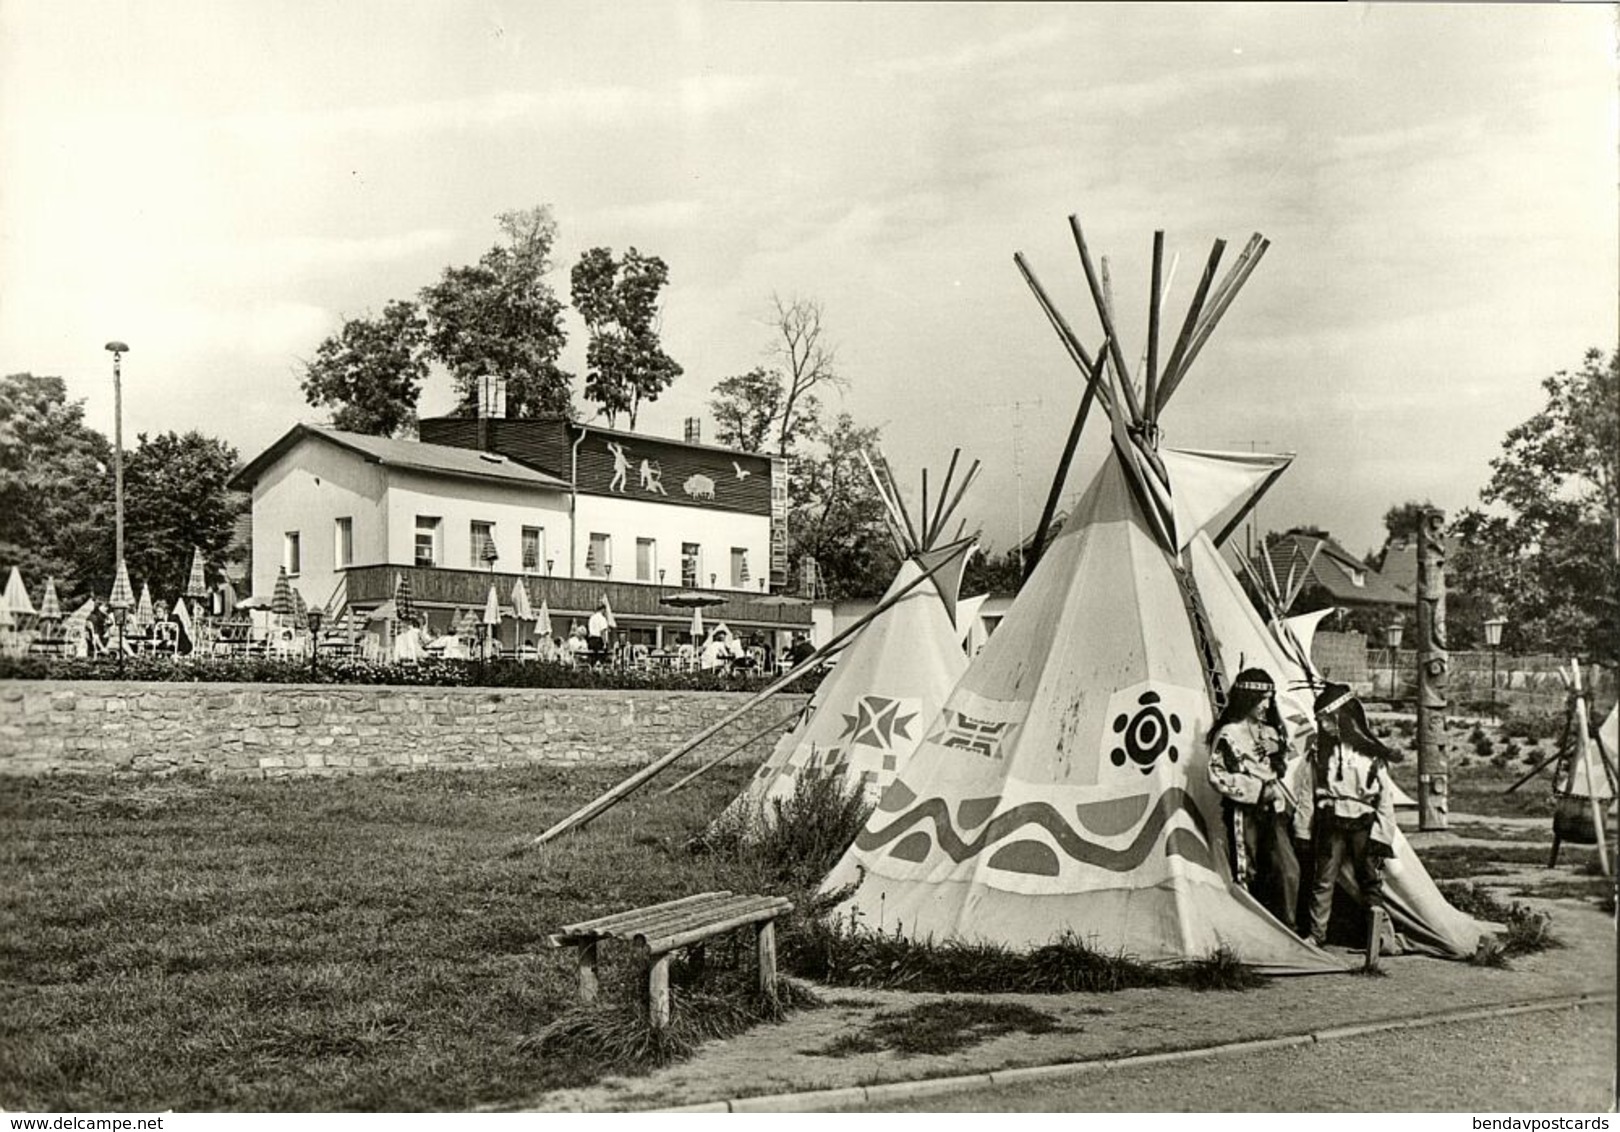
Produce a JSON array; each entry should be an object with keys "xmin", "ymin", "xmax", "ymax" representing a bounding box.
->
[
  {"xmin": 1483, "ymin": 615, "xmax": 1507, "ymax": 720},
  {"xmin": 1386, "ymin": 616, "xmax": 1404, "ymax": 705},
  {"xmin": 307, "ymin": 608, "xmax": 324, "ymax": 678},
  {"xmin": 104, "ymin": 342, "xmax": 128, "ymax": 564},
  {"xmin": 546, "ymin": 558, "xmax": 554, "ymax": 577},
  {"xmin": 710, "ymin": 572, "xmax": 717, "ymax": 589}
]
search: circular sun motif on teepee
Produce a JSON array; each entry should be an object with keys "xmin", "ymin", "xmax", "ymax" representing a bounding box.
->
[{"xmin": 1109, "ymin": 690, "xmax": 1183, "ymax": 774}]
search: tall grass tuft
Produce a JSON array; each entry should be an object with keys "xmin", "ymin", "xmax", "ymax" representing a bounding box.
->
[{"xmin": 1438, "ymin": 881, "xmax": 1564, "ymax": 960}]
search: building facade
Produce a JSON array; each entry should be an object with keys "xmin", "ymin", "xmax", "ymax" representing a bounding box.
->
[{"xmin": 230, "ymin": 413, "xmax": 808, "ymax": 646}]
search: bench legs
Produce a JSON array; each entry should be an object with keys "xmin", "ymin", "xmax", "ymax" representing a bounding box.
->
[
  {"xmin": 576, "ymin": 940, "xmax": 599, "ymax": 1004},
  {"xmin": 646, "ymin": 952, "xmax": 672, "ymax": 1032},
  {"xmin": 756, "ymin": 920, "xmax": 778, "ymax": 1004}
]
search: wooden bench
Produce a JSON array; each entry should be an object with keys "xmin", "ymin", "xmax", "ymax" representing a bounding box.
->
[{"xmin": 547, "ymin": 891, "xmax": 794, "ymax": 1030}]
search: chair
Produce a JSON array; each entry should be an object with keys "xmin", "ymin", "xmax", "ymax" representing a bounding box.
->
[
  {"xmin": 631, "ymin": 644, "xmax": 650, "ymax": 670},
  {"xmin": 676, "ymin": 643, "xmax": 697, "ymax": 672}
]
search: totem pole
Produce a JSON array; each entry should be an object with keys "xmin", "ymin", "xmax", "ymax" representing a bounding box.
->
[{"xmin": 1416, "ymin": 508, "xmax": 1450, "ymax": 830}]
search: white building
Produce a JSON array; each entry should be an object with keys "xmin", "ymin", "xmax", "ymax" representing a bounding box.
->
[{"xmin": 230, "ymin": 412, "xmax": 809, "ymax": 647}]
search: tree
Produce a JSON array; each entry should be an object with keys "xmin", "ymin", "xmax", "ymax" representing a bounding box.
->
[
  {"xmin": 961, "ymin": 545, "xmax": 1022, "ymax": 595},
  {"xmin": 420, "ymin": 206, "xmax": 573, "ymax": 418},
  {"xmin": 709, "ymin": 366, "xmax": 784, "ymax": 453},
  {"xmin": 1372, "ymin": 499, "xmax": 1439, "ymax": 568},
  {"xmin": 0, "ymin": 373, "xmax": 113, "ymax": 602},
  {"xmin": 570, "ymin": 246, "xmax": 683, "ymax": 428},
  {"xmin": 105, "ymin": 431, "xmax": 245, "ymax": 601},
  {"xmin": 707, "ymin": 296, "xmax": 846, "ymax": 458},
  {"xmin": 299, "ymin": 300, "xmax": 429, "ymax": 437},
  {"xmin": 1451, "ymin": 348, "xmax": 1619, "ymax": 662},
  {"xmin": 786, "ymin": 412, "xmax": 897, "ymax": 600}
]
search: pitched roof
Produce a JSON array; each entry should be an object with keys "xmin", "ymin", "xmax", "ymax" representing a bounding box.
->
[
  {"xmin": 1258, "ymin": 532, "xmax": 1407, "ymax": 606},
  {"xmin": 230, "ymin": 424, "xmax": 573, "ymax": 492}
]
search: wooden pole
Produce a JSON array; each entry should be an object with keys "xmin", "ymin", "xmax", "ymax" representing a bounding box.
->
[
  {"xmin": 527, "ymin": 550, "xmax": 964, "ymax": 845},
  {"xmin": 931, "ymin": 460, "xmax": 981, "ymax": 548},
  {"xmin": 920, "ymin": 469, "xmax": 930, "ymax": 554},
  {"xmin": 1145, "ymin": 230, "xmax": 1164, "ymax": 425},
  {"xmin": 926, "ymin": 449, "xmax": 961, "ymax": 546},
  {"xmin": 1012, "ymin": 253, "xmax": 1107, "ymax": 411},
  {"xmin": 1417, "ymin": 508, "xmax": 1450, "ymax": 831},
  {"xmin": 860, "ymin": 451, "xmax": 913, "ymax": 555},
  {"xmin": 1570, "ymin": 659, "xmax": 1611, "ymax": 876},
  {"xmin": 1154, "ymin": 239, "xmax": 1226, "ymax": 415},
  {"xmin": 756, "ymin": 920, "xmax": 779, "ymax": 1003},
  {"xmin": 1172, "ymin": 236, "xmax": 1270, "ymax": 387},
  {"xmin": 1024, "ymin": 341, "xmax": 1109, "ymax": 584},
  {"xmin": 877, "ymin": 453, "xmax": 922, "ymax": 552},
  {"xmin": 657, "ymin": 709, "xmax": 801, "ymax": 797},
  {"xmin": 1068, "ymin": 215, "xmax": 1142, "ymax": 422}
]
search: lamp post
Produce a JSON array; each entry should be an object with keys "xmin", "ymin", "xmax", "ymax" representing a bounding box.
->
[
  {"xmin": 1386, "ymin": 616, "xmax": 1404, "ymax": 705},
  {"xmin": 104, "ymin": 342, "xmax": 129, "ymax": 564},
  {"xmin": 1483, "ymin": 615, "xmax": 1507, "ymax": 720},
  {"xmin": 710, "ymin": 572, "xmax": 717, "ymax": 589},
  {"xmin": 546, "ymin": 558, "xmax": 554, "ymax": 578},
  {"xmin": 307, "ymin": 609, "xmax": 324, "ymax": 678}
]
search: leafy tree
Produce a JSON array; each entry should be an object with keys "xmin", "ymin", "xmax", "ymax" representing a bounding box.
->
[
  {"xmin": 709, "ymin": 366, "xmax": 784, "ymax": 453},
  {"xmin": 299, "ymin": 300, "xmax": 429, "ymax": 437},
  {"xmin": 570, "ymin": 246, "xmax": 682, "ymax": 429},
  {"xmin": 0, "ymin": 373, "xmax": 113, "ymax": 602},
  {"xmin": 1451, "ymin": 348, "xmax": 1619, "ymax": 662},
  {"xmin": 1372, "ymin": 498, "xmax": 1439, "ymax": 568},
  {"xmin": 707, "ymin": 295, "xmax": 846, "ymax": 458},
  {"xmin": 961, "ymin": 545, "xmax": 1023, "ymax": 595},
  {"xmin": 105, "ymin": 431, "xmax": 245, "ymax": 602},
  {"xmin": 420, "ymin": 206, "xmax": 573, "ymax": 418},
  {"xmin": 786, "ymin": 412, "xmax": 897, "ymax": 600}
]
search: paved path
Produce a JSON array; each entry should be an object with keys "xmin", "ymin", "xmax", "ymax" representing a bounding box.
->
[{"xmin": 831, "ymin": 1002, "xmax": 1617, "ymax": 1112}]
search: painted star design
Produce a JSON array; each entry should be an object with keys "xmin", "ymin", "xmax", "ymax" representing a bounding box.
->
[{"xmin": 838, "ymin": 696, "xmax": 918, "ymax": 751}]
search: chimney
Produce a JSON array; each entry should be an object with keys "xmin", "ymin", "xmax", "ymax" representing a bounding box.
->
[
  {"xmin": 477, "ymin": 375, "xmax": 507, "ymax": 420},
  {"xmin": 684, "ymin": 416, "xmax": 702, "ymax": 444}
]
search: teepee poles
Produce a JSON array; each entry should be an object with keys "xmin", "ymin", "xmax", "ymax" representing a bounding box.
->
[
  {"xmin": 1155, "ymin": 239, "xmax": 1226, "ymax": 414},
  {"xmin": 926, "ymin": 450, "xmax": 961, "ymax": 544},
  {"xmin": 656, "ymin": 709, "xmax": 802, "ymax": 798},
  {"xmin": 1013, "ymin": 254, "xmax": 1114, "ymax": 419},
  {"xmin": 1172, "ymin": 235, "xmax": 1270, "ymax": 390},
  {"xmin": 877, "ymin": 453, "xmax": 922, "ymax": 552},
  {"xmin": 1145, "ymin": 230, "xmax": 1165, "ymax": 425},
  {"xmin": 929, "ymin": 459, "xmax": 980, "ymax": 549},
  {"xmin": 861, "ymin": 451, "xmax": 913, "ymax": 555},
  {"xmin": 1068, "ymin": 215, "xmax": 1142, "ymax": 423},
  {"xmin": 527, "ymin": 549, "xmax": 965, "ymax": 846},
  {"xmin": 1024, "ymin": 337, "xmax": 1110, "ymax": 583}
]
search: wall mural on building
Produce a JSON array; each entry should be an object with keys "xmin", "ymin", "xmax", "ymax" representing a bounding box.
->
[
  {"xmin": 683, "ymin": 473, "xmax": 716, "ymax": 500},
  {"xmin": 732, "ymin": 461, "xmax": 751, "ymax": 480},
  {"xmin": 638, "ymin": 459, "xmax": 667, "ymax": 495},
  {"xmin": 607, "ymin": 441, "xmax": 630, "ymax": 493}
]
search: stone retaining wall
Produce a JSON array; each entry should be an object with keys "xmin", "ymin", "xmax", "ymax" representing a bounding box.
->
[{"xmin": 0, "ymin": 681, "xmax": 808, "ymax": 778}]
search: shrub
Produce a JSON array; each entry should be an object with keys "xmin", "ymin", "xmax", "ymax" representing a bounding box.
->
[
  {"xmin": 1437, "ymin": 881, "xmax": 1563, "ymax": 958},
  {"xmin": 0, "ymin": 654, "xmax": 828, "ymax": 695}
]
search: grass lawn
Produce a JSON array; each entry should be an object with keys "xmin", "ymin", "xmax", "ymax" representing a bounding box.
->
[{"xmin": 0, "ymin": 763, "xmax": 770, "ymax": 1112}]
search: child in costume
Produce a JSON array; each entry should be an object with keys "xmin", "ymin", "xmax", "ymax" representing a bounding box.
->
[
  {"xmin": 1207, "ymin": 667, "xmax": 1302, "ymax": 932},
  {"xmin": 1302, "ymin": 682, "xmax": 1400, "ymax": 965}
]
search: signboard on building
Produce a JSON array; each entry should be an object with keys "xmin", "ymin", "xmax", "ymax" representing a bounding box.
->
[{"xmin": 770, "ymin": 459, "xmax": 789, "ymax": 590}]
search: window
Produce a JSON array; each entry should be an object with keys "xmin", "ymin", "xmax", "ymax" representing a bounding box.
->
[
  {"xmin": 731, "ymin": 547, "xmax": 749, "ymax": 589},
  {"xmin": 414, "ymin": 517, "xmax": 440, "ymax": 567},
  {"xmin": 283, "ymin": 531, "xmax": 301, "ymax": 576},
  {"xmin": 471, "ymin": 521, "xmax": 497, "ymax": 567},
  {"xmin": 681, "ymin": 542, "xmax": 700, "ymax": 589},
  {"xmin": 587, "ymin": 532, "xmax": 612, "ymax": 578},
  {"xmin": 636, "ymin": 538, "xmax": 657, "ymax": 582},
  {"xmin": 334, "ymin": 517, "xmax": 353, "ymax": 569},
  {"xmin": 522, "ymin": 526, "xmax": 545, "ymax": 572}
]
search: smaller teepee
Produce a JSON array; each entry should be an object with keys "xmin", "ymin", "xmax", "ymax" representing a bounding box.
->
[{"xmin": 716, "ymin": 449, "xmax": 979, "ymax": 833}]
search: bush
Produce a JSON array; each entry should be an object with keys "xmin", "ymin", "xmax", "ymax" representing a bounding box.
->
[
  {"xmin": 700, "ymin": 766, "xmax": 875, "ymax": 894},
  {"xmin": 1498, "ymin": 707, "xmax": 1564, "ymax": 745},
  {"xmin": 0, "ymin": 654, "xmax": 828, "ymax": 695}
]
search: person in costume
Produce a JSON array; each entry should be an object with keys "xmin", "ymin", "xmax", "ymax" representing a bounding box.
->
[
  {"xmin": 1302, "ymin": 682, "xmax": 1400, "ymax": 959},
  {"xmin": 1207, "ymin": 668, "xmax": 1302, "ymax": 931}
]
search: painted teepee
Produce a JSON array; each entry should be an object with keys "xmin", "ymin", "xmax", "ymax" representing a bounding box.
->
[
  {"xmin": 824, "ymin": 217, "xmax": 1340, "ymax": 973},
  {"xmin": 718, "ymin": 450, "xmax": 980, "ymax": 833}
]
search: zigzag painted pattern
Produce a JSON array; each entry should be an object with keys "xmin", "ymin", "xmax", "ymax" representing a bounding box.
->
[{"xmin": 854, "ymin": 787, "xmax": 1217, "ymax": 875}]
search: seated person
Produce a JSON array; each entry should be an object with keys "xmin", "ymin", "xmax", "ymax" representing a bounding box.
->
[
  {"xmin": 699, "ymin": 627, "xmax": 742, "ymax": 671},
  {"xmin": 788, "ymin": 632, "xmax": 816, "ymax": 667},
  {"xmin": 564, "ymin": 626, "xmax": 591, "ymax": 663}
]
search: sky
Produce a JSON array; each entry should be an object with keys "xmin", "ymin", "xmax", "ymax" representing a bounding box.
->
[{"xmin": 2, "ymin": 2, "xmax": 1615, "ymax": 561}]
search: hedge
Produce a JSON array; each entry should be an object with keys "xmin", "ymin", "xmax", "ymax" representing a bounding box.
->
[{"xmin": 0, "ymin": 654, "xmax": 829, "ymax": 694}]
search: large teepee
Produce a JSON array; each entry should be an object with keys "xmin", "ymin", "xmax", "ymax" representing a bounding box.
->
[
  {"xmin": 719, "ymin": 452, "xmax": 979, "ymax": 831},
  {"xmin": 823, "ymin": 217, "xmax": 1342, "ymax": 973}
]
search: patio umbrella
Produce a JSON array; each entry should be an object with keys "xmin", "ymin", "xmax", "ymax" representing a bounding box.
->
[
  {"xmin": 135, "ymin": 582, "xmax": 155, "ymax": 630},
  {"xmin": 61, "ymin": 599, "xmax": 93, "ymax": 635},
  {"xmin": 395, "ymin": 572, "xmax": 417, "ymax": 625},
  {"xmin": 366, "ymin": 599, "xmax": 398, "ymax": 623},
  {"xmin": 218, "ymin": 578, "xmax": 239, "ymax": 617},
  {"xmin": 691, "ymin": 606, "xmax": 704, "ymax": 640},
  {"xmin": 37, "ymin": 577, "xmax": 61, "ymax": 622},
  {"xmin": 483, "ymin": 582, "xmax": 503, "ymax": 626},
  {"xmin": 3, "ymin": 566, "xmax": 35, "ymax": 618},
  {"xmin": 291, "ymin": 586, "xmax": 309, "ymax": 623},
  {"xmin": 270, "ymin": 568, "xmax": 295, "ymax": 618},
  {"xmin": 109, "ymin": 560, "xmax": 135, "ymax": 611},
  {"xmin": 600, "ymin": 595, "xmax": 617, "ymax": 630},
  {"xmin": 510, "ymin": 578, "xmax": 535, "ymax": 622},
  {"xmin": 455, "ymin": 608, "xmax": 479, "ymax": 638},
  {"xmin": 173, "ymin": 596, "xmax": 195, "ymax": 653},
  {"xmin": 536, "ymin": 600, "xmax": 553, "ymax": 638},
  {"xmin": 0, "ymin": 603, "xmax": 12, "ymax": 629},
  {"xmin": 184, "ymin": 547, "xmax": 208, "ymax": 601}
]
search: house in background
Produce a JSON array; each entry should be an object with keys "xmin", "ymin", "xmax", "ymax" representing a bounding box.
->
[
  {"xmin": 229, "ymin": 382, "xmax": 807, "ymax": 647},
  {"xmin": 1253, "ymin": 530, "xmax": 1409, "ymax": 615},
  {"xmin": 1374, "ymin": 535, "xmax": 1464, "ymax": 599}
]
